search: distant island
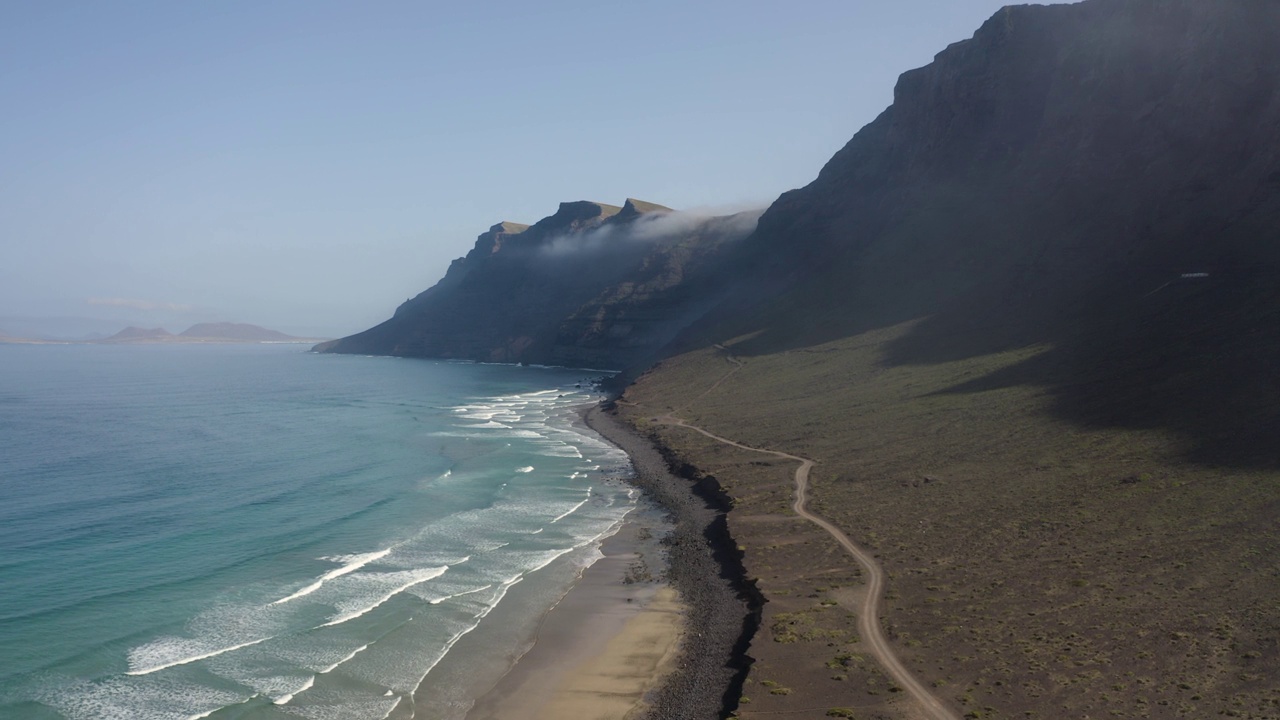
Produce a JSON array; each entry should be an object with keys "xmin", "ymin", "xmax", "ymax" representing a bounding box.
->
[{"xmin": 0, "ymin": 322, "xmax": 327, "ymax": 345}]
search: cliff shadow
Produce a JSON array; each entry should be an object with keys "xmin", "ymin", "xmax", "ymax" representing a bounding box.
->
[{"xmin": 879, "ymin": 268, "xmax": 1280, "ymax": 470}]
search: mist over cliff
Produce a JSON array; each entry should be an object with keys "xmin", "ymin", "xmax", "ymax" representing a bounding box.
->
[
  {"xmin": 313, "ymin": 2, "xmax": 1280, "ymax": 715},
  {"xmin": 665, "ymin": 0, "xmax": 1280, "ymax": 467},
  {"xmin": 323, "ymin": 0, "xmax": 1280, "ymax": 438},
  {"xmin": 316, "ymin": 199, "xmax": 760, "ymax": 369},
  {"xmin": 693, "ymin": 0, "xmax": 1280, "ymax": 346}
]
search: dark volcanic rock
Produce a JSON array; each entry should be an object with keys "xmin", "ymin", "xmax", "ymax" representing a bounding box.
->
[
  {"xmin": 313, "ymin": 0, "xmax": 1280, "ymax": 715},
  {"xmin": 700, "ymin": 0, "xmax": 1280, "ymax": 356},
  {"xmin": 317, "ymin": 200, "xmax": 758, "ymax": 370},
  {"xmin": 325, "ymin": 0, "xmax": 1280, "ymax": 460},
  {"xmin": 678, "ymin": 0, "xmax": 1280, "ymax": 466},
  {"xmin": 584, "ymin": 406, "xmax": 760, "ymax": 720}
]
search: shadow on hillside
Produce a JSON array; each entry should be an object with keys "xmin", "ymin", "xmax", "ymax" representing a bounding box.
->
[
  {"xmin": 680, "ymin": 263, "xmax": 1280, "ymax": 470},
  {"xmin": 880, "ymin": 271, "xmax": 1280, "ymax": 470}
]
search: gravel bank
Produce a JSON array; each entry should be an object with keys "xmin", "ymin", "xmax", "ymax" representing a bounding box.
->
[{"xmin": 585, "ymin": 404, "xmax": 761, "ymax": 720}]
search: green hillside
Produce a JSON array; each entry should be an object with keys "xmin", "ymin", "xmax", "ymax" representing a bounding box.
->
[{"xmin": 617, "ymin": 1, "xmax": 1280, "ymax": 717}]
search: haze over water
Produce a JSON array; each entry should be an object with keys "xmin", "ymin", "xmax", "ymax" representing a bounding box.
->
[{"xmin": 0, "ymin": 344, "xmax": 634, "ymax": 719}]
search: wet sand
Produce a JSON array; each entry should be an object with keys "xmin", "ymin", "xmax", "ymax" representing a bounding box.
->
[
  {"xmin": 466, "ymin": 519, "xmax": 683, "ymax": 720},
  {"xmin": 584, "ymin": 405, "xmax": 757, "ymax": 720},
  {"xmin": 466, "ymin": 403, "xmax": 756, "ymax": 720}
]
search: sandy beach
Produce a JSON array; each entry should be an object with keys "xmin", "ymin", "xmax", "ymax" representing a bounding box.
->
[
  {"xmin": 464, "ymin": 404, "xmax": 757, "ymax": 720},
  {"xmin": 585, "ymin": 405, "xmax": 758, "ymax": 720},
  {"xmin": 467, "ymin": 519, "xmax": 684, "ymax": 720}
]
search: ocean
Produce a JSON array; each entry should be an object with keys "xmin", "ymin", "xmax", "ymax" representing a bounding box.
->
[{"xmin": 0, "ymin": 343, "xmax": 637, "ymax": 719}]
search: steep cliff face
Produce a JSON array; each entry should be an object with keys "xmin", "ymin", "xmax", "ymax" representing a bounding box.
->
[
  {"xmin": 324, "ymin": 0, "xmax": 1280, "ymax": 399},
  {"xmin": 547, "ymin": 210, "xmax": 760, "ymax": 369},
  {"xmin": 697, "ymin": 0, "xmax": 1280, "ymax": 357},
  {"xmin": 619, "ymin": 3, "xmax": 1280, "ymax": 716},
  {"xmin": 317, "ymin": 199, "xmax": 757, "ymax": 368}
]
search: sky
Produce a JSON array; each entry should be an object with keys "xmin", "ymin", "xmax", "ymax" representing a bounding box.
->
[{"xmin": 0, "ymin": 0, "xmax": 1039, "ymax": 339}]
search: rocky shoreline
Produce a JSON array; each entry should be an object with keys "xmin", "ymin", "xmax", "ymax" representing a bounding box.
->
[{"xmin": 584, "ymin": 404, "xmax": 763, "ymax": 720}]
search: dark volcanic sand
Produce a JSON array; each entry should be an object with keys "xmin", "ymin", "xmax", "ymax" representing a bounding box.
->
[{"xmin": 585, "ymin": 405, "xmax": 758, "ymax": 720}]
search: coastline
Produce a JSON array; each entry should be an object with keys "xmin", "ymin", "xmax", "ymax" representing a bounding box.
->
[
  {"xmin": 584, "ymin": 404, "xmax": 760, "ymax": 720},
  {"xmin": 460, "ymin": 402, "xmax": 759, "ymax": 720},
  {"xmin": 465, "ymin": 517, "xmax": 683, "ymax": 720}
]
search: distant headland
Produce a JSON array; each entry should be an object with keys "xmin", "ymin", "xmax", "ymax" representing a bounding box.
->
[{"xmin": 0, "ymin": 322, "xmax": 328, "ymax": 345}]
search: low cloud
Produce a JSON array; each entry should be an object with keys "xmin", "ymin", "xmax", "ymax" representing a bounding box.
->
[
  {"xmin": 540, "ymin": 205, "xmax": 765, "ymax": 257},
  {"xmin": 87, "ymin": 297, "xmax": 194, "ymax": 312},
  {"xmin": 629, "ymin": 205, "xmax": 764, "ymax": 242}
]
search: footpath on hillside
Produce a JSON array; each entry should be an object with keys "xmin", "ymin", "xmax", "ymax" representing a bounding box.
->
[{"xmin": 630, "ymin": 348, "xmax": 959, "ymax": 720}]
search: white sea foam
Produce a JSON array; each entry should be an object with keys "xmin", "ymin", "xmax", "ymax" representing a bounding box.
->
[
  {"xmin": 270, "ymin": 548, "xmax": 394, "ymax": 605},
  {"xmin": 320, "ymin": 642, "xmax": 371, "ymax": 673},
  {"xmin": 378, "ymin": 696, "xmax": 404, "ymax": 720},
  {"xmin": 272, "ymin": 675, "xmax": 315, "ymax": 705},
  {"xmin": 319, "ymin": 565, "xmax": 449, "ymax": 628},
  {"xmin": 430, "ymin": 428, "xmax": 542, "ymax": 439},
  {"xmin": 201, "ymin": 654, "xmax": 321, "ymax": 710},
  {"xmin": 126, "ymin": 635, "xmax": 274, "ymax": 676},
  {"xmin": 455, "ymin": 404, "xmax": 498, "ymax": 419},
  {"xmin": 44, "ymin": 674, "xmax": 250, "ymax": 720},
  {"xmin": 17, "ymin": 370, "xmax": 637, "ymax": 720},
  {"xmin": 408, "ymin": 576, "xmax": 524, "ymax": 690},
  {"xmin": 408, "ymin": 518, "xmax": 624, "ymax": 696},
  {"xmin": 537, "ymin": 444, "xmax": 584, "ymax": 458},
  {"xmin": 550, "ymin": 497, "xmax": 590, "ymax": 524},
  {"xmin": 426, "ymin": 584, "xmax": 493, "ymax": 605},
  {"xmin": 284, "ymin": 697, "xmax": 400, "ymax": 720}
]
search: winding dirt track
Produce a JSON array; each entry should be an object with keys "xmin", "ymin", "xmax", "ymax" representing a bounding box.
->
[{"xmin": 652, "ymin": 352, "xmax": 958, "ymax": 720}]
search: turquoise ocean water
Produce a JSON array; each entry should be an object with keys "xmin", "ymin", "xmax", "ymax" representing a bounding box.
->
[{"xmin": 0, "ymin": 344, "xmax": 635, "ymax": 719}]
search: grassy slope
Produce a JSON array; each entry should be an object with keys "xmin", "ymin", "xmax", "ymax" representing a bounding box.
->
[
  {"xmin": 620, "ymin": 317, "xmax": 1280, "ymax": 719},
  {"xmin": 612, "ymin": 5, "xmax": 1280, "ymax": 716}
]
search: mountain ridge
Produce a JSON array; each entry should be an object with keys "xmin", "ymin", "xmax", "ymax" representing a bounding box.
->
[
  {"xmin": 93, "ymin": 323, "xmax": 323, "ymax": 344},
  {"xmin": 314, "ymin": 2, "xmax": 1280, "ymax": 715},
  {"xmin": 610, "ymin": 1, "xmax": 1280, "ymax": 717},
  {"xmin": 317, "ymin": 199, "xmax": 757, "ymax": 369}
]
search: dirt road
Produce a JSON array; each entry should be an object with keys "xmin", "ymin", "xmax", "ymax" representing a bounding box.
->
[{"xmin": 661, "ymin": 415, "xmax": 959, "ymax": 720}]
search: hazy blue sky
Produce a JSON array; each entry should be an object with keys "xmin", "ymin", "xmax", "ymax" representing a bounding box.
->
[{"xmin": 1, "ymin": 1, "xmax": 1033, "ymax": 338}]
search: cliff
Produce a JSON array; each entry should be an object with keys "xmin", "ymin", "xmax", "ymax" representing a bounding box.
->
[
  {"xmin": 324, "ymin": 0, "xmax": 1280, "ymax": 386},
  {"xmin": 317, "ymin": 199, "xmax": 759, "ymax": 369},
  {"xmin": 313, "ymin": 1, "xmax": 1280, "ymax": 715},
  {"xmin": 617, "ymin": 1, "xmax": 1280, "ymax": 716},
  {"xmin": 696, "ymin": 0, "xmax": 1280, "ymax": 354},
  {"xmin": 671, "ymin": 0, "xmax": 1280, "ymax": 465}
]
